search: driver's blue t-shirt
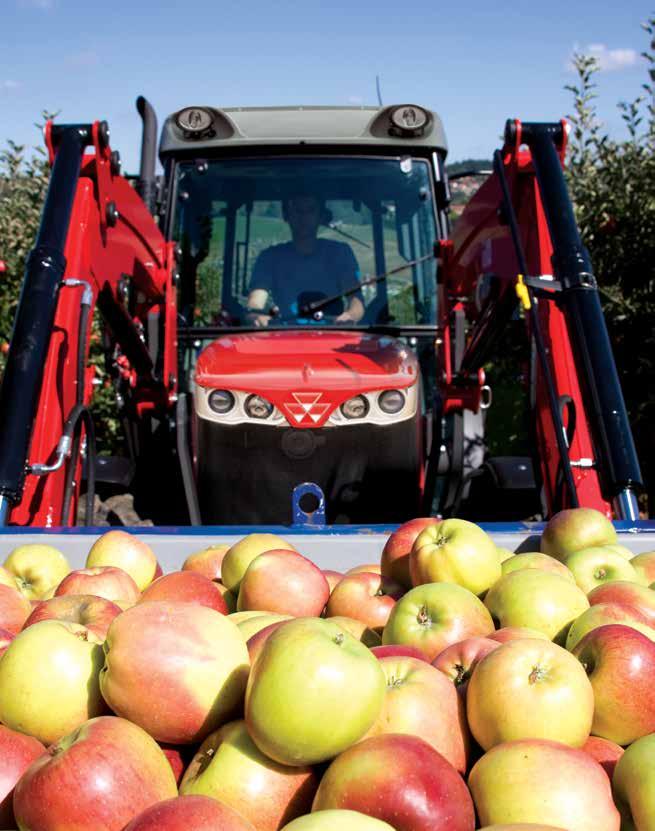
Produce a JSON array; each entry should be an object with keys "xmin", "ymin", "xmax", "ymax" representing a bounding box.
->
[{"xmin": 249, "ymin": 239, "xmax": 362, "ymax": 318}]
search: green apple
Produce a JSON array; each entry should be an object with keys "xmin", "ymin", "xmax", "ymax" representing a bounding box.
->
[
  {"xmin": 603, "ymin": 543, "xmax": 635, "ymax": 560},
  {"xmin": 630, "ymin": 551, "xmax": 655, "ymax": 585},
  {"xmin": 328, "ymin": 616, "xmax": 381, "ymax": 647},
  {"xmin": 0, "ymin": 620, "xmax": 106, "ymax": 744},
  {"xmin": 565, "ymin": 602, "xmax": 655, "ymax": 650},
  {"xmin": 281, "ymin": 811, "xmax": 395, "ymax": 830},
  {"xmin": 484, "ymin": 569, "xmax": 589, "ymax": 643},
  {"xmin": 180, "ymin": 719, "xmax": 318, "ymax": 830},
  {"xmin": 410, "ymin": 519, "xmax": 501, "ymax": 595},
  {"xmin": 4, "ymin": 544, "xmax": 71, "ymax": 600},
  {"xmin": 221, "ymin": 534, "xmax": 298, "ymax": 594},
  {"xmin": 501, "ymin": 552, "xmax": 575, "ymax": 582},
  {"xmin": 540, "ymin": 508, "xmax": 617, "ymax": 561},
  {"xmin": 564, "ymin": 547, "xmax": 642, "ymax": 593},
  {"xmin": 495, "ymin": 547, "xmax": 515, "ymax": 564},
  {"xmin": 245, "ymin": 617, "xmax": 385, "ymax": 766},
  {"xmin": 237, "ymin": 613, "xmax": 292, "ymax": 641},
  {"xmin": 86, "ymin": 530, "xmax": 158, "ymax": 591},
  {"xmin": 466, "ymin": 639, "xmax": 594, "ymax": 750},
  {"xmin": 613, "ymin": 733, "xmax": 655, "ymax": 831},
  {"xmin": 382, "ymin": 582, "xmax": 494, "ymax": 661}
]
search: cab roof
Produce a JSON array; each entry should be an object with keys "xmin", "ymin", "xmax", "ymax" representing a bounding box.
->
[{"xmin": 159, "ymin": 105, "xmax": 448, "ymax": 158}]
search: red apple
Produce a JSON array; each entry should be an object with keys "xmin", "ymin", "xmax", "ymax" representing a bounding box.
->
[
  {"xmin": 582, "ymin": 735, "xmax": 624, "ymax": 780},
  {"xmin": 139, "ymin": 570, "xmax": 228, "ymax": 613},
  {"xmin": 0, "ymin": 724, "xmax": 46, "ymax": 828},
  {"xmin": 100, "ymin": 601, "xmax": 250, "ymax": 744},
  {"xmin": 345, "ymin": 563, "xmax": 382, "ymax": 576},
  {"xmin": 86, "ymin": 530, "xmax": 158, "ymax": 591},
  {"xmin": 312, "ymin": 733, "xmax": 475, "ymax": 831},
  {"xmin": 488, "ymin": 626, "xmax": 550, "ymax": 643},
  {"xmin": 468, "ymin": 738, "xmax": 620, "ymax": 831},
  {"xmin": 322, "ymin": 570, "xmax": 344, "ymax": 593},
  {"xmin": 327, "ymin": 615, "xmax": 381, "ymax": 646},
  {"xmin": 381, "ymin": 517, "xmax": 440, "ymax": 588},
  {"xmin": 326, "ymin": 572, "xmax": 403, "ymax": 632},
  {"xmin": 587, "ymin": 581, "xmax": 655, "ymax": 625},
  {"xmin": 23, "ymin": 594, "xmax": 123, "ymax": 640},
  {"xmin": 247, "ymin": 620, "xmax": 290, "ymax": 664},
  {"xmin": 124, "ymin": 795, "xmax": 257, "ymax": 831},
  {"xmin": 565, "ymin": 602, "xmax": 654, "ymax": 650},
  {"xmin": 182, "ymin": 543, "xmax": 230, "ymax": 581},
  {"xmin": 180, "ymin": 719, "xmax": 319, "ymax": 831},
  {"xmin": 237, "ymin": 550, "xmax": 330, "ymax": 617},
  {"xmin": 54, "ymin": 566, "xmax": 140, "ymax": 605},
  {"xmin": 572, "ymin": 624, "xmax": 655, "ymax": 745},
  {"xmin": 432, "ymin": 636, "xmax": 501, "ymax": 695},
  {"xmin": 222, "ymin": 534, "xmax": 298, "ymax": 594},
  {"xmin": 158, "ymin": 742, "xmax": 194, "ymax": 786},
  {"xmin": 0, "ymin": 583, "xmax": 32, "ymax": 634},
  {"xmin": 365, "ymin": 656, "xmax": 469, "ymax": 772},
  {"xmin": 382, "ymin": 582, "xmax": 495, "ymax": 661},
  {"xmin": 217, "ymin": 582, "xmax": 238, "ymax": 612},
  {"xmin": 370, "ymin": 644, "xmax": 430, "ymax": 662},
  {"xmin": 0, "ymin": 626, "xmax": 14, "ymax": 657},
  {"xmin": 14, "ymin": 715, "xmax": 178, "ymax": 831}
]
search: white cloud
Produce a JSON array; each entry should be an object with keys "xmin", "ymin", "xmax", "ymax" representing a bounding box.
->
[
  {"xmin": 567, "ymin": 42, "xmax": 639, "ymax": 72},
  {"xmin": 1, "ymin": 80, "xmax": 21, "ymax": 91}
]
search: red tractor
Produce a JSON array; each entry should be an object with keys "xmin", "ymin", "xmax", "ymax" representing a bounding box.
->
[{"xmin": 0, "ymin": 100, "xmax": 643, "ymax": 527}]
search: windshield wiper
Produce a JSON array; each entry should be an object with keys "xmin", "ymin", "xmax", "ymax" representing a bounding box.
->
[{"xmin": 298, "ymin": 251, "xmax": 436, "ymax": 317}]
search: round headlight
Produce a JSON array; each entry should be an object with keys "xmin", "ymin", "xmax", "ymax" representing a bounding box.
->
[
  {"xmin": 340, "ymin": 395, "xmax": 369, "ymax": 420},
  {"xmin": 208, "ymin": 389, "xmax": 235, "ymax": 414},
  {"xmin": 378, "ymin": 389, "xmax": 405, "ymax": 415},
  {"xmin": 245, "ymin": 394, "xmax": 274, "ymax": 419}
]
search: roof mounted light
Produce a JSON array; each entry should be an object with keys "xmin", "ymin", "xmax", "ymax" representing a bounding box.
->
[
  {"xmin": 175, "ymin": 107, "xmax": 214, "ymax": 138},
  {"xmin": 389, "ymin": 105, "xmax": 429, "ymax": 137}
]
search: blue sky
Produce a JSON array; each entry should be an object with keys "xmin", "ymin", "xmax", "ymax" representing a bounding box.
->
[{"xmin": 1, "ymin": 0, "xmax": 652, "ymax": 170}]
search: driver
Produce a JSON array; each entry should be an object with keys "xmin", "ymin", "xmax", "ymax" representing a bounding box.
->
[{"xmin": 245, "ymin": 193, "xmax": 365, "ymax": 326}]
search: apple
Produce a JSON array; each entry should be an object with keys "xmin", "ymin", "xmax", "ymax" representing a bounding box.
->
[
  {"xmin": 182, "ymin": 543, "xmax": 230, "ymax": 581},
  {"xmin": 370, "ymin": 644, "xmax": 430, "ymax": 662},
  {"xmin": 466, "ymin": 638, "xmax": 593, "ymax": 750},
  {"xmin": 237, "ymin": 612, "xmax": 292, "ymax": 641},
  {"xmin": 0, "ymin": 619, "xmax": 106, "ymax": 745},
  {"xmin": 247, "ymin": 620, "xmax": 291, "ymax": 663},
  {"xmin": 564, "ymin": 546, "xmax": 642, "ymax": 593},
  {"xmin": 501, "ymin": 552, "xmax": 575, "ymax": 581},
  {"xmin": 382, "ymin": 582, "xmax": 495, "ymax": 661},
  {"xmin": 217, "ymin": 582, "xmax": 238, "ymax": 612},
  {"xmin": 3, "ymin": 543, "xmax": 71, "ymax": 600},
  {"xmin": 587, "ymin": 580, "xmax": 655, "ymax": 624},
  {"xmin": 364, "ymin": 656, "xmax": 469, "ymax": 772},
  {"xmin": 0, "ymin": 724, "xmax": 46, "ymax": 828},
  {"xmin": 245, "ymin": 617, "xmax": 386, "ymax": 766},
  {"xmin": 180, "ymin": 719, "xmax": 318, "ymax": 830},
  {"xmin": 23, "ymin": 594, "xmax": 123, "ymax": 639},
  {"xmin": 540, "ymin": 507, "xmax": 617, "ymax": 561},
  {"xmin": 158, "ymin": 742, "xmax": 195, "ymax": 785},
  {"xmin": 124, "ymin": 795, "xmax": 257, "ymax": 831},
  {"xmin": 0, "ymin": 626, "xmax": 14, "ymax": 657},
  {"xmin": 312, "ymin": 733, "xmax": 476, "ymax": 831},
  {"xmin": 381, "ymin": 517, "xmax": 440, "ymax": 588},
  {"xmin": 603, "ymin": 543, "xmax": 636, "ymax": 560},
  {"xmin": 432, "ymin": 636, "xmax": 500, "ymax": 694},
  {"xmin": 13, "ymin": 715, "xmax": 178, "ymax": 831},
  {"xmin": 631, "ymin": 550, "xmax": 655, "ymax": 584},
  {"xmin": 326, "ymin": 572, "xmax": 403, "ymax": 632},
  {"xmin": 495, "ymin": 547, "xmax": 515, "ymax": 564},
  {"xmin": 410, "ymin": 518, "xmax": 501, "ymax": 596},
  {"xmin": 281, "ymin": 811, "xmax": 396, "ymax": 830},
  {"xmin": 572, "ymin": 624, "xmax": 655, "ymax": 745},
  {"xmin": 0, "ymin": 565, "xmax": 19, "ymax": 591},
  {"xmin": 488, "ymin": 627, "xmax": 550, "ymax": 643},
  {"xmin": 345, "ymin": 563, "xmax": 382, "ymax": 576},
  {"xmin": 564, "ymin": 602, "xmax": 655, "ymax": 650},
  {"xmin": 139, "ymin": 570, "xmax": 228, "ymax": 613},
  {"xmin": 322, "ymin": 570, "xmax": 344, "ymax": 593},
  {"xmin": 55, "ymin": 566, "xmax": 141, "ymax": 605},
  {"xmin": 612, "ymin": 732, "xmax": 655, "ymax": 831},
  {"xmin": 468, "ymin": 738, "xmax": 620, "ymax": 831},
  {"xmin": 229, "ymin": 610, "xmax": 269, "ymax": 625},
  {"xmin": 86, "ymin": 530, "xmax": 158, "ymax": 591},
  {"xmin": 0, "ymin": 583, "xmax": 32, "ymax": 634},
  {"xmin": 237, "ymin": 550, "xmax": 330, "ymax": 617},
  {"xmin": 483, "ymin": 569, "xmax": 589, "ymax": 642},
  {"xmin": 100, "ymin": 600, "xmax": 250, "ymax": 744},
  {"xmin": 222, "ymin": 533, "xmax": 297, "ymax": 593},
  {"xmin": 582, "ymin": 735, "xmax": 624, "ymax": 780},
  {"xmin": 477, "ymin": 826, "xmax": 566, "ymax": 831},
  {"xmin": 327, "ymin": 616, "xmax": 381, "ymax": 646}
]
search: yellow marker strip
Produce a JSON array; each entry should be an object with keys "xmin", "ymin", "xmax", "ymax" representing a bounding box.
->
[{"xmin": 515, "ymin": 273, "xmax": 532, "ymax": 310}]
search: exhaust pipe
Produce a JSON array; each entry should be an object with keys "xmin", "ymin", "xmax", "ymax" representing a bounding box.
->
[{"xmin": 136, "ymin": 96, "xmax": 158, "ymax": 214}]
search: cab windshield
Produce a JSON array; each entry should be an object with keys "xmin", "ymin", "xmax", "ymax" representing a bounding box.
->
[{"xmin": 172, "ymin": 156, "xmax": 438, "ymax": 328}]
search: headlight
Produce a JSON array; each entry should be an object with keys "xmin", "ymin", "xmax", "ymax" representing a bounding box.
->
[
  {"xmin": 208, "ymin": 389, "xmax": 235, "ymax": 414},
  {"xmin": 340, "ymin": 395, "xmax": 369, "ymax": 420},
  {"xmin": 378, "ymin": 389, "xmax": 405, "ymax": 415},
  {"xmin": 245, "ymin": 394, "xmax": 274, "ymax": 419}
]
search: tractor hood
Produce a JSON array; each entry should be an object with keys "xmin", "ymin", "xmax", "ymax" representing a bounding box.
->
[{"xmin": 193, "ymin": 330, "xmax": 419, "ymax": 428}]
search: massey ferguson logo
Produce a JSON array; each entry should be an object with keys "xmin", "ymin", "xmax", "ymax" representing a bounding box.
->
[{"xmin": 283, "ymin": 392, "xmax": 331, "ymax": 425}]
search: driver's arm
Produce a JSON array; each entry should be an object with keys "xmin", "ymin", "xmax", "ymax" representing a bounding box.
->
[
  {"xmin": 336, "ymin": 295, "xmax": 365, "ymax": 323},
  {"xmin": 245, "ymin": 288, "xmax": 272, "ymax": 327}
]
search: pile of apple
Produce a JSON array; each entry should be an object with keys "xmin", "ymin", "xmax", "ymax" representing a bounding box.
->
[{"xmin": 0, "ymin": 508, "xmax": 654, "ymax": 830}]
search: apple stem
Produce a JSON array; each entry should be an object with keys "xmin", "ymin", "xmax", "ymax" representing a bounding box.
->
[
  {"xmin": 416, "ymin": 605, "xmax": 432, "ymax": 627},
  {"xmin": 333, "ymin": 633, "xmax": 345, "ymax": 646},
  {"xmin": 528, "ymin": 665, "xmax": 546, "ymax": 684}
]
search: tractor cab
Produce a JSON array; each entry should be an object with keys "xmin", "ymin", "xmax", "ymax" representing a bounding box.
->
[{"xmin": 156, "ymin": 105, "xmax": 450, "ymax": 524}]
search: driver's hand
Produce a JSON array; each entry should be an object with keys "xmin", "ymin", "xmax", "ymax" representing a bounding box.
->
[
  {"xmin": 245, "ymin": 312, "xmax": 271, "ymax": 328},
  {"xmin": 334, "ymin": 310, "xmax": 357, "ymax": 324}
]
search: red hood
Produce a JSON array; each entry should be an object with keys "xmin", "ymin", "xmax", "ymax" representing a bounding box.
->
[{"xmin": 194, "ymin": 331, "xmax": 419, "ymax": 428}]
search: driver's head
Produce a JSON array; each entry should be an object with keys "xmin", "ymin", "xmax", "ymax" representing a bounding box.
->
[{"xmin": 283, "ymin": 193, "xmax": 323, "ymax": 243}]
